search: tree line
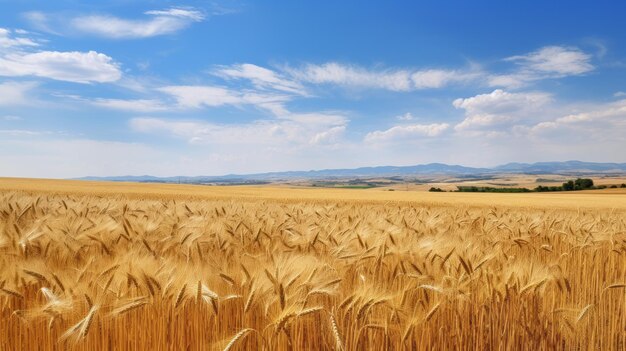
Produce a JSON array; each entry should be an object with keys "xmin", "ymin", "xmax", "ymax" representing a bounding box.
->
[{"xmin": 429, "ymin": 178, "xmax": 626, "ymax": 193}]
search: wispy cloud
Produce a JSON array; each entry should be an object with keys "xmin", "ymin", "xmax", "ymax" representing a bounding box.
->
[
  {"xmin": 144, "ymin": 8, "xmax": 205, "ymax": 21},
  {"xmin": 0, "ymin": 27, "xmax": 40, "ymax": 48},
  {"xmin": 22, "ymin": 12, "xmax": 59, "ymax": 35},
  {"xmin": 411, "ymin": 69, "xmax": 481, "ymax": 89},
  {"xmin": 71, "ymin": 7, "xmax": 205, "ymax": 39},
  {"xmin": 489, "ymin": 46, "xmax": 594, "ymax": 88},
  {"xmin": 284, "ymin": 46, "xmax": 592, "ymax": 92},
  {"xmin": 90, "ymin": 98, "xmax": 170, "ymax": 112},
  {"xmin": 507, "ymin": 46, "xmax": 593, "ymax": 75},
  {"xmin": 124, "ymin": 70, "xmax": 349, "ymax": 147},
  {"xmin": 24, "ymin": 7, "xmax": 207, "ymax": 39},
  {"xmin": 56, "ymin": 44, "xmax": 596, "ymax": 113},
  {"xmin": 70, "ymin": 64, "xmax": 307, "ymax": 114},
  {"xmin": 287, "ymin": 62, "xmax": 480, "ymax": 91},
  {"xmin": 158, "ymin": 85, "xmax": 291, "ymax": 115},
  {"xmin": 213, "ymin": 63, "xmax": 307, "ymax": 95}
]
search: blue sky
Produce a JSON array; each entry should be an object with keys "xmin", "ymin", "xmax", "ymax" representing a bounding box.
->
[{"xmin": 1, "ymin": 0, "xmax": 625, "ymax": 177}]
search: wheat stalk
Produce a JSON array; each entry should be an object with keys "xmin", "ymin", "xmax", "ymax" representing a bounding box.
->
[{"xmin": 222, "ymin": 328, "xmax": 254, "ymax": 351}]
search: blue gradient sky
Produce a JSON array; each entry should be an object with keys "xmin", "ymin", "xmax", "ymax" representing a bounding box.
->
[{"xmin": 1, "ymin": 0, "xmax": 625, "ymax": 177}]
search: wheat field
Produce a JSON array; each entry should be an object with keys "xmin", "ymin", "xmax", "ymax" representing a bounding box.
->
[{"xmin": 0, "ymin": 179, "xmax": 625, "ymax": 350}]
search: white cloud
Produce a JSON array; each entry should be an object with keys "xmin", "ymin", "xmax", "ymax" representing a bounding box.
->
[
  {"xmin": 530, "ymin": 99, "xmax": 626, "ymax": 133},
  {"xmin": 90, "ymin": 98, "xmax": 169, "ymax": 112},
  {"xmin": 144, "ymin": 8, "xmax": 205, "ymax": 21},
  {"xmin": 486, "ymin": 74, "xmax": 530, "ymax": 89},
  {"xmin": 506, "ymin": 99, "xmax": 626, "ymax": 161},
  {"xmin": 214, "ymin": 63, "xmax": 307, "ymax": 95},
  {"xmin": 284, "ymin": 112, "xmax": 347, "ymax": 126},
  {"xmin": 2, "ymin": 115, "xmax": 22, "ymax": 121},
  {"xmin": 453, "ymin": 89, "xmax": 552, "ymax": 115},
  {"xmin": 0, "ymin": 81, "xmax": 37, "ymax": 105},
  {"xmin": 285, "ymin": 46, "xmax": 591, "ymax": 91},
  {"xmin": 158, "ymin": 85, "xmax": 291, "ymax": 114},
  {"xmin": 411, "ymin": 69, "xmax": 480, "ymax": 89},
  {"xmin": 453, "ymin": 89, "xmax": 552, "ymax": 131},
  {"xmin": 288, "ymin": 62, "xmax": 478, "ymax": 91},
  {"xmin": 614, "ymin": 91, "xmax": 626, "ymax": 97},
  {"xmin": 310, "ymin": 126, "xmax": 346, "ymax": 145},
  {"xmin": 489, "ymin": 46, "xmax": 594, "ymax": 88},
  {"xmin": 506, "ymin": 46, "xmax": 593, "ymax": 76},
  {"xmin": 0, "ymin": 27, "xmax": 121, "ymax": 83},
  {"xmin": 0, "ymin": 27, "xmax": 39, "ymax": 48},
  {"xmin": 446, "ymin": 92, "xmax": 626, "ymax": 161},
  {"xmin": 288, "ymin": 62, "xmax": 411, "ymax": 91},
  {"xmin": 0, "ymin": 50, "xmax": 121, "ymax": 83},
  {"xmin": 364, "ymin": 123, "xmax": 450, "ymax": 143},
  {"xmin": 70, "ymin": 7, "xmax": 205, "ymax": 39},
  {"xmin": 80, "ymin": 85, "xmax": 292, "ymax": 115},
  {"xmin": 396, "ymin": 112, "xmax": 415, "ymax": 121}
]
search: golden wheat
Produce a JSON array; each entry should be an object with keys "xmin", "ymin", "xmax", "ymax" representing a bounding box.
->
[{"xmin": 0, "ymin": 185, "xmax": 625, "ymax": 350}]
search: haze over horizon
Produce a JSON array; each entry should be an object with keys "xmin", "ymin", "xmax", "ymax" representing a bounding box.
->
[{"xmin": 1, "ymin": 1, "xmax": 626, "ymax": 178}]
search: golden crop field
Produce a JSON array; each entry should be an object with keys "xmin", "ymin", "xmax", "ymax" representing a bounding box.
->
[{"xmin": 0, "ymin": 179, "xmax": 625, "ymax": 350}]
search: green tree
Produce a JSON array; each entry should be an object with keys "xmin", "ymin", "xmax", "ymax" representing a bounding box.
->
[
  {"xmin": 574, "ymin": 178, "xmax": 594, "ymax": 189},
  {"xmin": 562, "ymin": 180, "xmax": 575, "ymax": 191}
]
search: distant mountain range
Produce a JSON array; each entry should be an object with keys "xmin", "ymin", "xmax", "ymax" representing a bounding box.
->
[
  {"xmin": 75, "ymin": 161, "xmax": 626, "ymax": 184},
  {"xmin": 493, "ymin": 161, "xmax": 626, "ymax": 173}
]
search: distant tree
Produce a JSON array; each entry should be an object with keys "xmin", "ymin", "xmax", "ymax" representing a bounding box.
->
[
  {"xmin": 429, "ymin": 187, "xmax": 444, "ymax": 192},
  {"xmin": 535, "ymin": 185, "xmax": 564, "ymax": 192},
  {"xmin": 610, "ymin": 185, "xmax": 618, "ymax": 189},
  {"xmin": 457, "ymin": 186, "xmax": 479, "ymax": 192},
  {"xmin": 562, "ymin": 180, "xmax": 575, "ymax": 191},
  {"xmin": 574, "ymin": 178, "xmax": 594, "ymax": 189},
  {"xmin": 621, "ymin": 183, "xmax": 626, "ymax": 188},
  {"xmin": 457, "ymin": 186, "xmax": 531, "ymax": 193}
]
